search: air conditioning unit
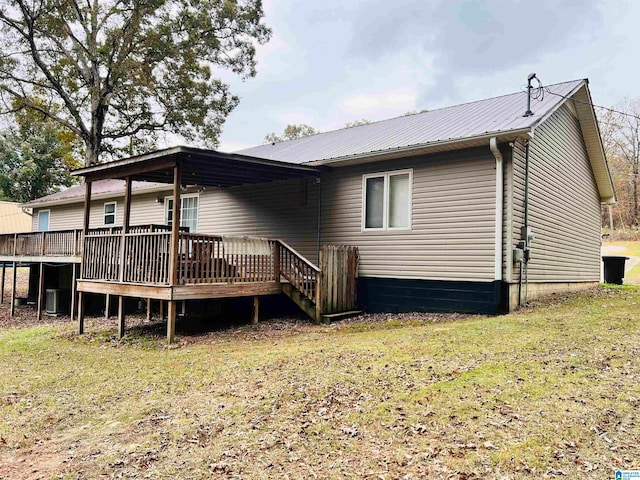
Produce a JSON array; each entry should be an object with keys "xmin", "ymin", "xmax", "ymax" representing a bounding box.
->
[{"xmin": 45, "ymin": 289, "xmax": 66, "ymax": 315}]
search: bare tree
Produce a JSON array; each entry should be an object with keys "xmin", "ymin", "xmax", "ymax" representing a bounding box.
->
[
  {"xmin": 599, "ymin": 100, "xmax": 640, "ymax": 227},
  {"xmin": 0, "ymin": 0, "xmax": 271, "ymax": 166}
]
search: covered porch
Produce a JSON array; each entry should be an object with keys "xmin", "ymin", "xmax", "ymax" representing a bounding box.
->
[{"xmin": 72, "ymin": 147, "xmax": 352, "ymax": 343}]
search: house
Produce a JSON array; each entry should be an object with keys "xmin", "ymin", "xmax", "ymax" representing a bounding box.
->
[
  {"xmin": 0, "ymin": 78, "xmax": 614, "ymax": 342},
  {"xmin": 0, "ymin": 201, "xmax": 31, "ymax": 233}
]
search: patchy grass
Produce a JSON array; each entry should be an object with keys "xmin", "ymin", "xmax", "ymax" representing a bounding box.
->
[{"xmin": 0, "ymin": 286, "xmax": 639, "ymax": 479}]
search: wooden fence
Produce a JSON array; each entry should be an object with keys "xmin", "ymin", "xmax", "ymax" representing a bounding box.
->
[{"xmin": 320, "ymin": 245, "xmax": 358, "ymax": 314}]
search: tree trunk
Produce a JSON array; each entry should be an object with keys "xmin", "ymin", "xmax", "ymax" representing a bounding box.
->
[{"xmin": 634, "ymin": 164, "xmax": 639, "ymax": 226}]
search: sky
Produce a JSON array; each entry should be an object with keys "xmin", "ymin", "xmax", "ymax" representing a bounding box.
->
[{"xmin": 215, "ymin": 0, "xmax": 640, "ymax": 152}]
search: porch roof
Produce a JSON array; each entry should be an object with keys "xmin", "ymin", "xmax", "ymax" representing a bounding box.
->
[{"xmin": 72, "ymin": 146, "xmax": 327, "ymax": 187}]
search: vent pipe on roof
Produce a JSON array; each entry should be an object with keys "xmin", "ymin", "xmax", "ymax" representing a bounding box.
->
[{"xmin": 523, "ymin": 73, "xmax": 538, "ymax": 117}]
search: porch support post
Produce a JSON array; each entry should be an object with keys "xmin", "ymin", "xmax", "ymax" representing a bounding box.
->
[
  {"xmin": 9, "ymin": 233, "xmax": 17, "ymax": 317},
  {"xmin": 78, "ymin": 180, "xmax": 91, "ymax": 334},
  {"xmin": 252, "ymin": 296, "xmax": 259, "ymax": 325},
  {"xmin": 10, "ymin": 261, "xmax": 16, "ymax": 317},
  {"xmin": 1, "ymin": 262, "xmax": 5, "ymax": 303},
  {"xmin": 114, "ymin": 177, "xmax": 132, "ymax": 338},
  {"xmin": 77, "ymin": 291, "xmax": 85, "ymax": 334},
  {"xmin": 146, "ymin": 298, "xmax": 152, "ymax": 322},
  {"xmin": 70, "ymin": 263, "xmax": 77, "ymax": 321},
  {"xmin": 117, "ymin": 295, "xmax": 125, "ymax": 339},
  {"xmin": 159, "ymin": 299, "xmax": 164, "ymax": 320},
  {"xmin": 167, "ymin": 300, "xmax": 176, "ymax": 344},
  {"xmin": 104, "ymin": 294, "xmax": 110, "ymax": 319},
  {"xmin": 167, "ymin": 163, "xmax": 181, "ymax": 344},
  {"xmin": 37, "ymin": 262, "xmax": 45, "ymax": 321},
  {"xmin": 83, "ymin": 181, "xmax": 92, "ymax": 234}
]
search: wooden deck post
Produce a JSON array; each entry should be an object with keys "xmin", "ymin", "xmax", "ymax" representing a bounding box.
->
[
  {"xmin": 159, "ymin": 299, "xmax": 164, "ymax": 320},
  {"xmin": 78, "ymin": 180, "xmax": 92, "ymax": 334},
  {"xmin": 117, "ymin": 295, "xmax": 125, "ymax": 339},
  {"xmin": 110, "ymin": 177, "xmax": 132, "ymax": 335},
  {"xmin": 83, "ymin": 181, "xmax": 92, "ymax": 235},
  {"xmin": 146, "ymin": 298, "xmax": 152, "ymax": 322},
  {"xmin": 118, "ymin": 177, "xmax": 132, "ymax": 283},
  {"xmin": 77, "ymin": 291, "xmax": 85, "ymax": 334},
  {"xmin": 167, "ymin": 300, "xmax": 176, "ymax": 344},
  {"xmin": 252, "ymin": 296, "xmax": 259, "ymax": 325},
  {"xmin": 10, "ymin": 261, "xmax": 17, "ymax": 317},
  {"xmin": 9, "ymin": 233, "xmax": 17, "ymax": 317},
  {"xmin": 37, "ymin": 262, "xmax": 45, "ymax": 322},
  {"xmin": 1, "ymin": 262, "xmax": 5, "ymax": 304},
  {"xmin": 273, "ymin": 242, "xmax": 280, "ymax": 283},
  {"xmin": 70, "ymin": 263, "xmax": 77, "ymax": 322},
  {"xmin": 167, "ymin": 163, "xmax": 181, "ymax": 344},
  {"xmin": 104, "ymin": 294, "xmax": 110, "ymax": 319}
]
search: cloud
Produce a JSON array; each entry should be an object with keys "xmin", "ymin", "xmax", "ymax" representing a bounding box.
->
[
  {"xmin": 347, "ymin": 0, "xmax": 603, "ymax": 100},
  {"xmin": 337, "ymin": 89, "xmax": 417, "ymax": 117}
]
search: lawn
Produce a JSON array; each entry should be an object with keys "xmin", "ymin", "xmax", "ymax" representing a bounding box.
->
[{"xmin": 0, "ymin": 286, "xmax": 639, "ymax": 479}]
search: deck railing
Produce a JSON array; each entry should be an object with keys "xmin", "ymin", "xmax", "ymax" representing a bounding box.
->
[
  {"xmin": 82, "ymin": 234, "xmax": 121, "ymax": 281},
  {"xmin": 0, "ymin": 224, "xmax": 182, "ymax": 259},
  {"xmin": 123, "ymin": 232, "xmax": 171, "ymax": 284},
  {"xmin": 0, "ymin": 230, "xmax": 83, "ymax": 257},
  {"xmin": 178, "ymin": 234, "xmax": 278, "ymax": 284},
  {"xmin": 81, "ymin": 232, "xmax": 282, "ymax": 286}
]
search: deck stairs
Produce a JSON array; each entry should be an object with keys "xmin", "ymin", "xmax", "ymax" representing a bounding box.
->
[{"xmin": 277, "ymin": 242, "xmax": 360, "ymax": 324}]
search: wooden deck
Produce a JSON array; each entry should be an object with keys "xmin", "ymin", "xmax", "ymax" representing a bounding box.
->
[
  {"xmin": 0, "ymin": 229, "xmax": 83, "ymax": 263},
  {"xmin": 0, "ymin": 225, "xmax": 359, "ymax": 344},
  {"xmin": 78, "ymin": 232, "xmax": 318, "ymax": 302}
]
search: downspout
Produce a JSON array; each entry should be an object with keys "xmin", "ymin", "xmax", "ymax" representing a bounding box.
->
[{"xmin": 490, "ymin": 138, "xmax": 504, "ymax": 283}]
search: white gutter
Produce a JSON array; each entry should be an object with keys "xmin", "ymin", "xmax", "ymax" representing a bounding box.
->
[
  {"xmin": 306, "ymin": 128, "xmax": 533, "ymax": 167},
  {"xmin": 490, "ymin": 137, "xmax": 504, "ymax": 281}
]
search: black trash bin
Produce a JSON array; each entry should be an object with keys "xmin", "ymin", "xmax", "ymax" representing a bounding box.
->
[{"xmin": 602, "ymin": 256, "xmax": 629, "ymax": 284}]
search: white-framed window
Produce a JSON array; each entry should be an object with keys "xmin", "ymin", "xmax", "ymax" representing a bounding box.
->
[
  {"xmin": 103, "ymin": 202, "xmax": 116, "ymax": 226},
  {"xmin": 362, "ymin": 169, "xmax": 412, "ymax": 231},
  {"xmin": 37, "ymin": 209, "xmax": 50, "ymax": 232},
  {"xmin": 165, "ymin": 193, "xmax": 199, "ymax": 233}
]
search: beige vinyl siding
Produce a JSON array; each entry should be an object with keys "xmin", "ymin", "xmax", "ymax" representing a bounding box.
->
[
  {"xmin": 31, "ymin": 192, "xmax": 168, "ymax": 231},
  {"xmin": 198, "ymin": 178, "xmax": 320, "ymax": 262},
  {"xmin": 511, "ymin": 103, "xmax": 601, "ymax": 283},
  {"xmin": 321, "ymin": 148, "xmax": 497, "ymax": 281}
]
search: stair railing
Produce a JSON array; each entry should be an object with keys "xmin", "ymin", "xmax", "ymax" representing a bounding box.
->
[{"xmin": 276, "ymin": 240, "xmax": 321, "ymax": 318}]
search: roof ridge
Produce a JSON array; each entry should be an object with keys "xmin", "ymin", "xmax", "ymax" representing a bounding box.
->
[{"xmin": 250, "ymin": 79, "xmax": 585, "ymax": 150}]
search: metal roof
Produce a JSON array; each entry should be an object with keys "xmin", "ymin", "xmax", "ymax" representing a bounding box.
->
[
  {"xmin": 238, "ymin": 80, "xmax": 584, "ymax": 165},
  {"xmin": 72, "ymin": 146, "xmax": 327, "ymax": 187},
  {"xmin": 23, "ymin": 179, "xmax": 170, "ymax": 208}
]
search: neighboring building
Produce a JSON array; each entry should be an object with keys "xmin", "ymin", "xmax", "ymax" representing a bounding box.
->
[
  {"xmin": 0, "ymin": 78, "xmax": 614, "ymax": 334},
  {"xmin": 0, "ymin": 201, "xmax": 32, "ymax": 233}
]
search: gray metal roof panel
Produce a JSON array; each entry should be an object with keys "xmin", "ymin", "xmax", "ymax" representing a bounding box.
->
[{"xmin": 238, "ymin": 80, "xmax": 584, "ymax": 164}]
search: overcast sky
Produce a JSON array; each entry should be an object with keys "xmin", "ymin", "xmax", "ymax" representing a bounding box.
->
[{"xmin": 215, "ymin": 0, "xmax": 640, "ymax": 152}]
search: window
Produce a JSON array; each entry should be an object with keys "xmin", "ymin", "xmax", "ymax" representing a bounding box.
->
[
  {"xmin": 104, "ymin": 202, "xmax": 116, "ymax": 226},
  {"xmin": 362, "ymin": 170, "xmax": 412, "ymax": 230},
  {"xmin": 165, "ymin": 194, "xmax": 199, "ymax": 232},
  {"xmin": 37, "ymin": 210, "xmax": 50, "ymax": 232}
]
